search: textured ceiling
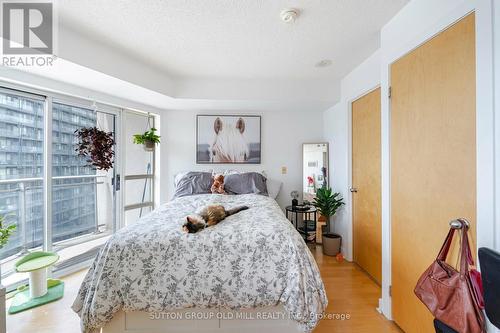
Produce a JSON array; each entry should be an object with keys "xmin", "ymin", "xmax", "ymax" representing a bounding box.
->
[{"xmin": 58, "ymin": 0, "xmax": 408, "ymax": 82}]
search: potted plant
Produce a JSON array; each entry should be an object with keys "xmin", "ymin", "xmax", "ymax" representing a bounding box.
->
[
  {"xmin": 312, "ymin": 187, "xmax": 344, "ymax": 256},
  {"xmin": 0, "ymin": 216, "xmax": 16, "ymax": 250},
  {"xmin": 0, "ymin": 215, "xmax": 16, "ymax": 331},
  {"xmin": 133, "ymin": 128, "xmax": 160, "ymax": 151}
]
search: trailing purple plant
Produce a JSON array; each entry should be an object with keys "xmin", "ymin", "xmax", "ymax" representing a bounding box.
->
[{"xmin": 75, "ymin": 127, "xmax": 115, "ymax": 171}]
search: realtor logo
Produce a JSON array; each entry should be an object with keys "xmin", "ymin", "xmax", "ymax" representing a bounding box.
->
[{"xmin": 2, "ymin": 1, "xmax": 53, "ymax": 54}]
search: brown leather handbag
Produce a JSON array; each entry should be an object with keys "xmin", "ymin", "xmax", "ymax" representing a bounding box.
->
[{"xmin": 414, "ymin": 219, "xmax": 486, "ymax": 333}]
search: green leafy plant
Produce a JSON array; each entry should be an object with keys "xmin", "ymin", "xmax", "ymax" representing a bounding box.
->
[
  {"xmin": 312, "ymin": 187, "xmax": 344, "ymax": 235},
  {"xmin": 133, "ymin": 128, "xmax": 161, "ymax": 145},
  {"xmin": 0, "ymin": 215, "xmax": 16, "ymax": 249}
]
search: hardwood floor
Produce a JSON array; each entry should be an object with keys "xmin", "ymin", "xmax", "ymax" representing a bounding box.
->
[
  {"xmin": 310, "ymin": 245, "xmax": 402, "ymax": 333},
  {"xmin": 6, "ymin": 269, "xmax": 84, "ymax": 333},
  {"xmin": 5, "ymin": 245, "xmax": 401, "ymax": 333}
]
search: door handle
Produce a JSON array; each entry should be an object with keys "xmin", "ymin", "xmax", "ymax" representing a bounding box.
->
[
  {"xmin": 350, "ymin": 187, "xmax": 358, "ymax": 193},
  {"xmin": 113, "ymin": 174, "xmax": 121, "ymax": 191}
]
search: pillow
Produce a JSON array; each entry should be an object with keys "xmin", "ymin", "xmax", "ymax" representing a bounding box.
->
[
  {"xmin": 223, "ymin": 170, "xmax": 240, "ymax": 175},
  {"xmin": 224, "ymin": 172, "xmax": 268, "ymax": 195},
  {"xmin": 206, "ymin": 169, "xmax": 241, "ymax": 176},
  {"xmin": 266, "ymin": 178, "xmax": 282, "ymax": 199},
  {"xmin": 173, "ymin": 172, "xmax": 213, "ymax": 198},
  {"xmin": 174, "ymin": 172, "xmax": 189, "ymax": 187}
]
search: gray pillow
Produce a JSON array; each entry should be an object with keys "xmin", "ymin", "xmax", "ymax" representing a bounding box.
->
[
  {"xmin": 173, "ymin": 172, "xmax": 213, "ymax": 198},
  {"xmin": 224, "ymin": 172, "xmax": 268, "ymax": 196}
]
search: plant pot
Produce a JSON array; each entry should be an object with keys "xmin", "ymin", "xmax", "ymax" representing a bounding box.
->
[
  {"xmin": 321, "ymin": 225, "xmax": 341, "ymax": 256},
  {"xmin": 143, "ymin": 140, "xmax": 155, "ymax": 151}
]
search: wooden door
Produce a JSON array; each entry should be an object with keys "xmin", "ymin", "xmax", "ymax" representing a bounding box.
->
[
  {"xmin": 390, "ymin": 14, "xmax": 476, "ymax": 333},
  {"xmin": 352, "ymin": 88, "xmax": 382, "ymax": 284}
]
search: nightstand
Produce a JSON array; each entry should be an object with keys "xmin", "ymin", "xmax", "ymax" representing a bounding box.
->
[{"xmin": 285, "ymin": 206, "xmax": 317, "ymax": 243}]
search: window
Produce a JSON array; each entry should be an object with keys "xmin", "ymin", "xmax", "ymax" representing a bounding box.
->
[
  {"xmin": 51, "ymin": 103, "xmax": 116, "ymax": 250},
  {"xmin": 0, "ymin": 85, "xmax": 157, "ymax": 287},
  {"xmin": 0, "ymin": 88, "xmax": 122, "ymax": 287},
  {"xmin": 123, "ymin": 111, "xmax": 155, "ymax": 225},
  {"xmin": 0, "ymin": 91, "xmax": 45, "ymax": 270}
]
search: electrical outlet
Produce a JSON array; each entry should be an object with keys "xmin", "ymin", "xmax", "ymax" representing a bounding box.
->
[{"xmin": 281, "ymin": 166, "xmax": 287, "ymax": 174}]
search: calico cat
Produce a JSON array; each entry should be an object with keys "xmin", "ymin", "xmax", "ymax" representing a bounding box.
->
[{"xmin": 182, "ymin": 205, "xmax": 249, "ymax": 233}]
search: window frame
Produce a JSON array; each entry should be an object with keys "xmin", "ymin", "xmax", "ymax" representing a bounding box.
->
[{"xmin": 0, "ymin": 81, "xmax": 128, "ymax": 287}]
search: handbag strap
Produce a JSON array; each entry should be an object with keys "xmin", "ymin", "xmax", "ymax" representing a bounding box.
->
[
  {"xmin": 436, "ymin": 218, "xmax": 475, "ymax": 273},
  {"xmin": 437, "ymin": 228, "xmax": 456, "ymax": 261},
  {"xmin": 458, "ymin": 218, "xmax": 474, "ymax": 275}
]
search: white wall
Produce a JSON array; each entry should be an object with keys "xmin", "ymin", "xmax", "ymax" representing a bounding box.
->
[{"xmin": 160, "ymin": 110, "xmax": 324, "ymax": 209}]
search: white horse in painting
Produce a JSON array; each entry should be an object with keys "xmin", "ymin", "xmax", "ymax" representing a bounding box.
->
[{"xmin": 210, "ymin": 117, "xmax": 250, "ymax": 163}]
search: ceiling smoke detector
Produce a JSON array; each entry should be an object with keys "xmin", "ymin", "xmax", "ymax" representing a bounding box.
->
[
  {"xmin": 315, "ymin": 59, "xmax": 333, "ymax": 68},
  {"xmin": 280, "ymin": 8, "xmax": 299, "ymax": 23}
]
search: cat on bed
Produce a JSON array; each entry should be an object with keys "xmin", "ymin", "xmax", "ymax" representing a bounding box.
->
[{"xmin": 182, "ymin": 205, "xmax": 249, "ymax": 233}]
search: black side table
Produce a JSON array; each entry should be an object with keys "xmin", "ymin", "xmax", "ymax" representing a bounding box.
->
[{"xmin": 285, "ymin": 206, "xmax": 317, "ymax": 243}]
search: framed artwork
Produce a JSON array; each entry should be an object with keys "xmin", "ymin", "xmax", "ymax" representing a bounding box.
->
[{"xmin": 196, "ymin": 115, "xmax": 261, "ymax": 164}]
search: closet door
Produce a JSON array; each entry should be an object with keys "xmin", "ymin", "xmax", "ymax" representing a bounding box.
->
[
  {"xmin": 352, "ymin": 87, "xmax": 382, "ymax": 284},
  {"xmin": 390, "ymin": 14, "xmax": 476, "ymax": 333}
]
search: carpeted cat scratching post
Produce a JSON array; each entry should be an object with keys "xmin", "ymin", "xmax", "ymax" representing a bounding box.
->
[{"xmin": 8, "ymin": 251, "xmax": 64, "ymax": 314}]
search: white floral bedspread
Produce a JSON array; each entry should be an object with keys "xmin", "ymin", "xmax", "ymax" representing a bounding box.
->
[{"xmin": 72, "ymin": 194, "xmax": 327, "ymax": 332}]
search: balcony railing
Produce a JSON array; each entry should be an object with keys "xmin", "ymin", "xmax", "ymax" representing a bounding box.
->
[{"xmin": 0, "ymin": 175, "xmax": 108, "ymax": 260}]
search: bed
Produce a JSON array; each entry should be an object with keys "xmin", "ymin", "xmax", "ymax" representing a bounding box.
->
[{"xmin": 72, "ymin": 190, "xmax": 327, "ymax": 333}]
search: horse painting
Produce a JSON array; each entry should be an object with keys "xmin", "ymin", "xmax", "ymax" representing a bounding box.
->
[
  {"xmin": 210, "ymin": 117, "xmax": 249, "ymax": 163},
  {"xmin": 196, "ymin": 115, "xmax": 261, "ymax": 164}
]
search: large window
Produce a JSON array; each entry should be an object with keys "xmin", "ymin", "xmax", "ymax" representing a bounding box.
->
[
  {"xmin": 52, "ymin": 102, "xmax": 99, "ymax": 241},
  {"xmin": 0, "ymin": 88, "xmax": 122, "ymax": 287},
  {"xmin": 0, "ymin": 91, "xmax": 45, "ymax": 260},
  {"xmin": 50, "ymin": 103, "xmax": 117, "ymax": 270}
]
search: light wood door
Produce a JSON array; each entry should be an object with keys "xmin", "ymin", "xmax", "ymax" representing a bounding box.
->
[
  {"xmin": 390, "ymin": 14, "xmax": 476, "ymax": 333},
  {"xmin": 352, "ymin": 88, "xmax": 382, "ymax": 284}
]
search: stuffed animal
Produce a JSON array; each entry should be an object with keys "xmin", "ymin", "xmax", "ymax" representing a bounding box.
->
[{"xmin": 211, "ymin": 174, "xmax": 226, "ymax": 194}]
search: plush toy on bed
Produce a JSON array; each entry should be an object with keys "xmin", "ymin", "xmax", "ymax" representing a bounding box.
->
[
  {"xmin": 210, "ymin": 174, "xmax": 226, "ymax": 194},
  {"xmin": 182, "ymin": 205, "xmax": 249, "ymax": 233}
]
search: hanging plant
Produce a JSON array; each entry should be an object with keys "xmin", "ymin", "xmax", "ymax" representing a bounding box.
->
[
  {"xmin": 133, "ymin": 127, "xmax": 160, "ymax": 151},
  {"xmin": 75, "ymin": 127, "xmax": 115, "ymax": 171}
]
